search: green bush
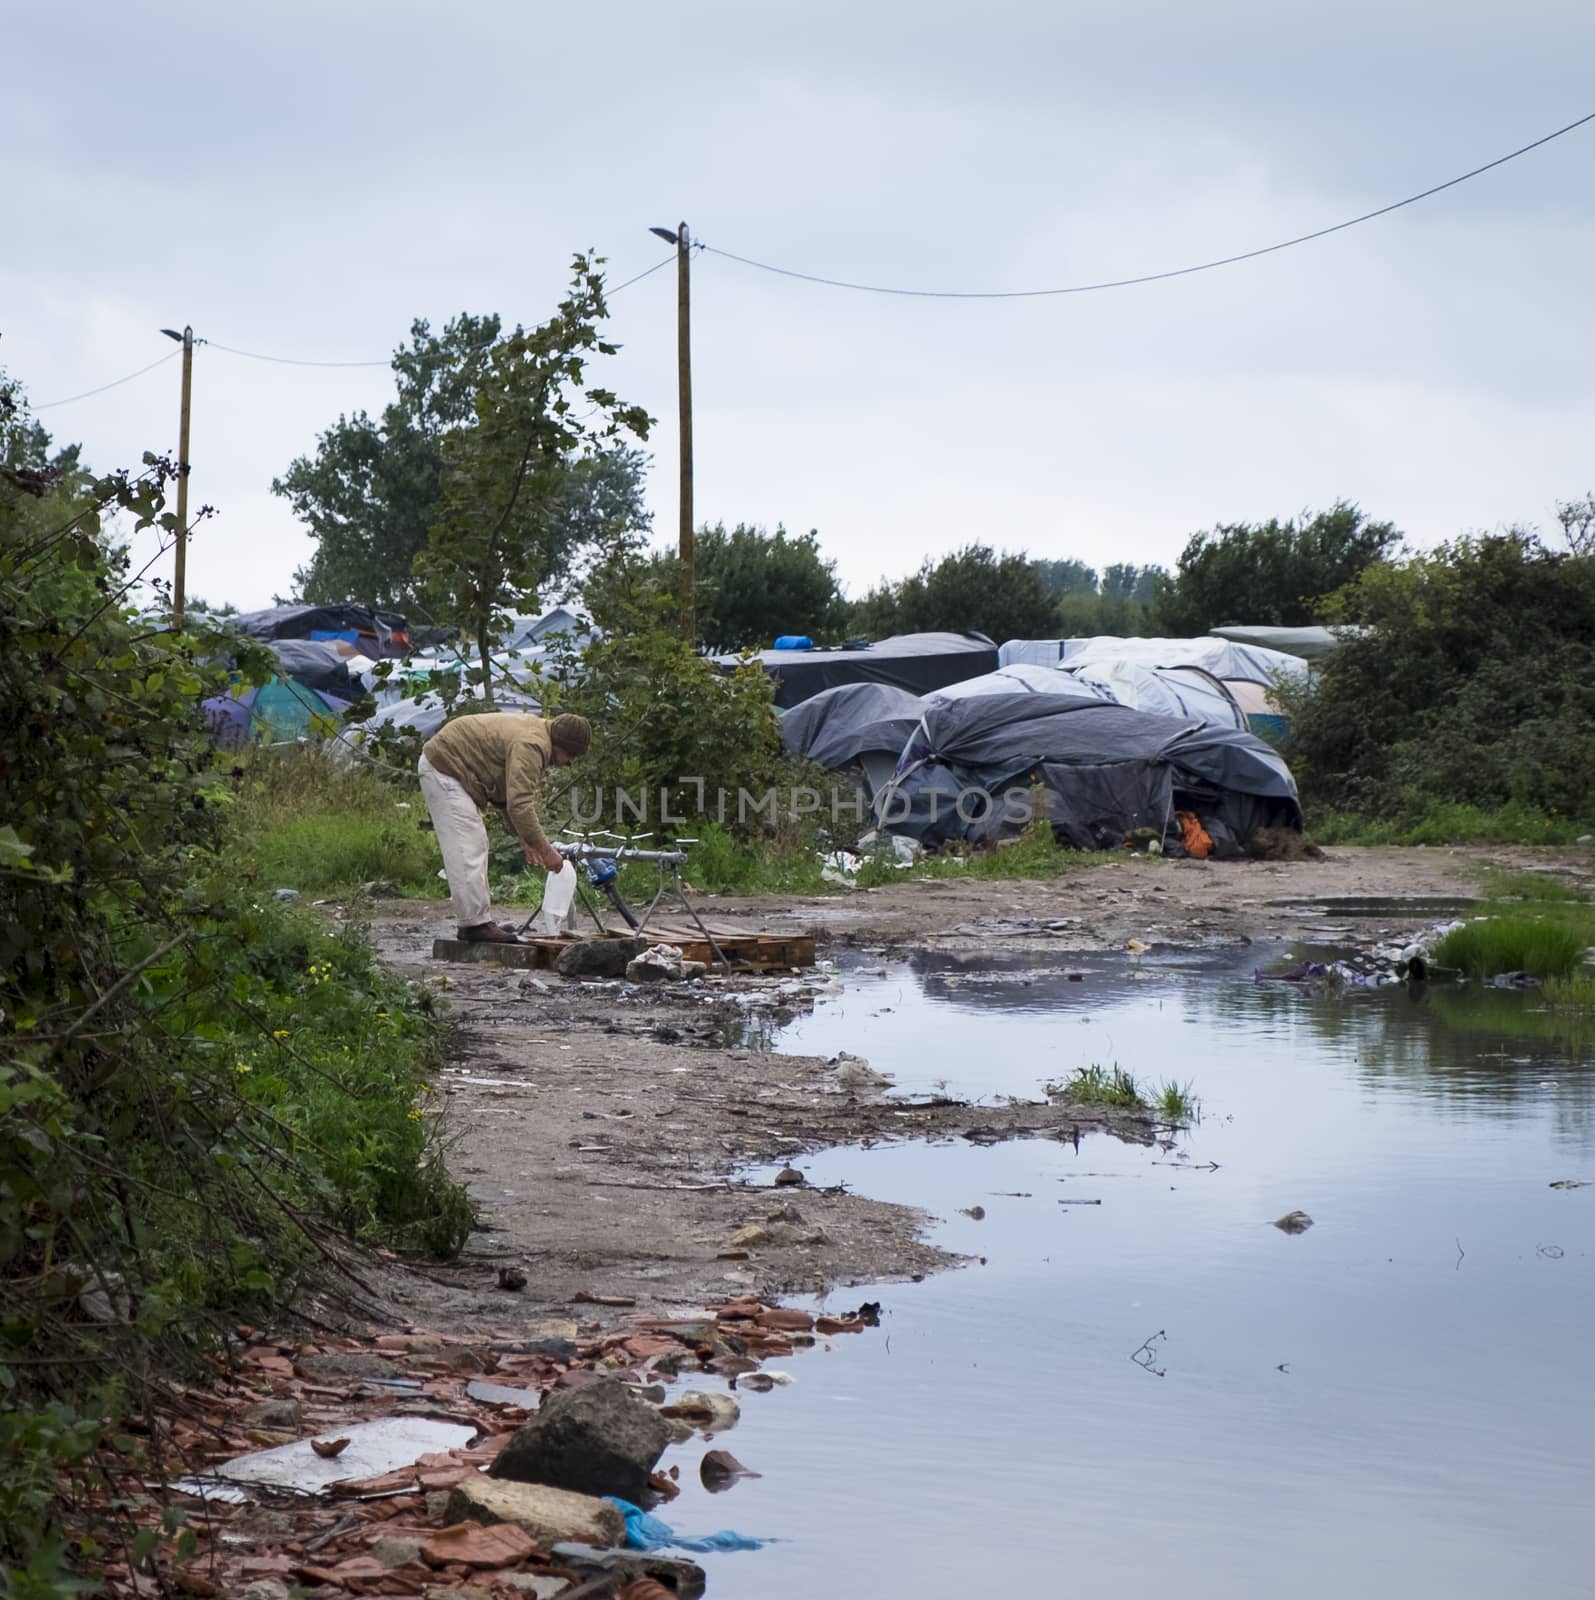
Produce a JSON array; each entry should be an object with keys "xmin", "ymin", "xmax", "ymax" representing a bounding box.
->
[
  {"xmin": 1, "ymin": 417, "xmax": 468, "ymax": 1590},
  {"xmin": 1285, "ymin": 535, "xmax": 1595, "ymax": 824}
]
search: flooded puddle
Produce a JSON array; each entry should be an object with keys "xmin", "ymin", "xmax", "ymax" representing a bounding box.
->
[{"xmin": 672, "ymin": 949, "xmax": 1595, "ymax": 1597}]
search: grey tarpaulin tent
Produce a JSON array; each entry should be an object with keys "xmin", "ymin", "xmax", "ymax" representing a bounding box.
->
[
  {"xmin": 715, "ymin": 632, "xmax": 997, "ymax": 709},
  {"xmin": 875, "ymin": 692, "xmax": 1301, "ymax": 851},
  {"xmin": 779, "ymin": 682, "xmax": 928, "ymax": 800}
]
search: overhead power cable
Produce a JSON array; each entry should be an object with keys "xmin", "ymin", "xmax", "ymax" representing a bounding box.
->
[
  {"xmin": 699, "ymin": 109, "xmax": 1595, "ymax": 300},
  {"xmin": 31, "ymin": 252, "xmax": 679, "ymax": 404},
  {"xmin": 34, "ymin": 349, "xmax": 182, "ymax": 410}
]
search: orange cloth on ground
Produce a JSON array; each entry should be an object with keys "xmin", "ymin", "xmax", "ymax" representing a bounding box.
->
[{"xmin": 1176, "ymin": 810, "xmax": 1214, "ymax": 859}]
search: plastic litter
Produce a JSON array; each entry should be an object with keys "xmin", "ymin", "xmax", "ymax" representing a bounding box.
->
[
  {"xmin": 538, "ymin": 860, "xmax": 578, "ymax": 935},
  {"xmin": 605, "ymin": 1496, "xmax": 772, "ymax": 1553},
  {"xmin": 214, "ymin": 1417, "xmax": 476, "ymax": 1495}
]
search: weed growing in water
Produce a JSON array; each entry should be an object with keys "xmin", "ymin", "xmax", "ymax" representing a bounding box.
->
[
  {"xmin": 1433, "ymin": 915, "xmax": 1590, "ymax": 980},
  {"xmin": 1050, "ymin": 1064, "xmax": 1146, "ymax": 1108},
  {"xmin": 1155, "ymin": 1079, "xmax": 1200, "ymax": 1121}
]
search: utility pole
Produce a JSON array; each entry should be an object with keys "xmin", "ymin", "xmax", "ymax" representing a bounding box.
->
[
  {"xmin": 674, "ymin": 222, "xmax": 694, "ymax": 641},
  {"xmin": 161, "ymin": 325, "xmax": 195, "ymax": 617},
  {"xmin": 648, "ymin": 222, "xmax": 694, "ymax": 639}
]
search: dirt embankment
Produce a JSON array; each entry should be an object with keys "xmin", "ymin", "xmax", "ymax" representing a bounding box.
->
[{"xmin": 361, "ymin": 844, "xmax": 1552, "ymax": 1335}]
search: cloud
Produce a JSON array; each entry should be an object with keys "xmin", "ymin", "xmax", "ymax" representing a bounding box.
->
[{"xmin": 10, "ymin": 0, "xmax": 1593, "ymax": 608}]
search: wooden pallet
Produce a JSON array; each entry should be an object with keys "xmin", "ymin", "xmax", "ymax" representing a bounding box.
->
[{"xmin": 431, "ymin": 929, "xmax": 815, "ymax": 972}]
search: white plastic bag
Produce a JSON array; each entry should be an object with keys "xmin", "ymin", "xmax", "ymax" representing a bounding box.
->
[{"xmin": 538, "ymin": 860, "xmax": 578, "ymax": 935}]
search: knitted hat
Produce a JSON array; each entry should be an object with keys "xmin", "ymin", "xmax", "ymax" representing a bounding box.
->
[{"xmin": 548, "ymin": 713, "xmax": 592, "ymax": 757}]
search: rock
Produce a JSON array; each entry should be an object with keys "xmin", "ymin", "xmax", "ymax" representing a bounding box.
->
[
  {"xmin": 659, "ymin": 1390, "xmax": 740, "ymax": 1432},
  {"xmin": 659, "ymin": 1415, "xmax": 697, "ymax": 1444},
  {"xmin": 295, "ymin": 1351, "xmax": 399, "ymax": 1380},
  {"xmin": 772, "ymin": 1165, "xmax": 805, "ymax": 1187},
  {"xmin": 360, "ymin": 879, "xmax": 400, "ymax": 897},
  {"xmin": 766, "ymin": 1203, "xmax": 805, "ymax": 1224},
  {"xmin": 504, "ymin": 1577, "xmax": 574, "ymax": 1597},
  {"xmin": 489, "ymin": 1378, "xmax": 669, "ymax": 1502},
  {"xmin": 372, "ymin": 1537, "xmax": 423, "ymax": 1569},
  {"xmin": 239, "ymin": 1584, "xmax": 291, "ymax": 1600},
  {"xmin": 551, "ymin": 1544, "xmax": 707, "ymax": 1600},
  {"xmin": 727, "ymin": 1224, "xmax": 771, "ymax": 1249},
  {"xmin": 556, "ymin": 938, "xmax": 647, "ymax": 980},
  {"xmin": 445, "ymin": 1475, "xmax": 624, "ymax": 1548},
  {"xmin": 241, "ymin": 1398, "xmax": 302, "ymax": 1432},
  {"xmin": 1272, "ymin": 1210, "xmax": 1314, "ymax": 1234},
  {"xmin": 425, "ymin": 1585, "xmax": 497, "ymax": 1600}
]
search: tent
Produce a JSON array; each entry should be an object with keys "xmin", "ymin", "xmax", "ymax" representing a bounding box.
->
[
  {"xmin": 779, "ymin": 682, "xmax": 928, "ymax": 800},
  {"xmin": 875, "ymin": 692, "xmax": 1301, "ymax": 851},
  {"xmin": 203, "ymin": 680, "xmax": 351, "ymax": 746},
  {"xmin": 263, "ymin": 639, "xmax": 359, "ymax": 700},
  {"xmin": 715, "ymin": 632, "xmax": 997, "ymax": 709},
  {"xmin": 229, "ymin": 604, "xmax": 414, "ymax": 658}
]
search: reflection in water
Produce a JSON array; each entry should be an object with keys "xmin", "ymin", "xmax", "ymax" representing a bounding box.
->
[{"xmin": 685, "ymin": 949, "xmax": 1595, "ymax": 1599}]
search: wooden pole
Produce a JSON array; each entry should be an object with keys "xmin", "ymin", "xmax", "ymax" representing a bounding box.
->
[
  {"xmin": 676, "ymin": 222, "xmax": 694, "ymax": 642},
  {"xmin": 173, "ymin": 325, "xmax": 194, "ymax": 618}
]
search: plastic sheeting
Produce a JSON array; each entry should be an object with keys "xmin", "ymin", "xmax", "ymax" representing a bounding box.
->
[
  {"xmin": 779, "ymin": 682, "xmax": 929, "ymax": 771},
  {"xmin": 1064, "ymin": 661, "xmax": 1244, "ymax": 729},
  {"xmin": 876, "ymin": 692, "xmax": 1300, "ymax": 850},
  {"xmin": 1211, "ymin": 624, "xmax": 1349, "ymax": 661},
  {"xmin": 606, "ymin": 1496, "xmax": 772, "ymax": 1554},
  {"xmin": 1000, "ymin": 635, "xmax": 1310, "ymax": 687},
  {"xmin": 229, "ymin": 604, "xmax": 413, "ymax": 658},
  {"xmin": 353, "ymin": 687, "xmax": 542, "ymax": 745},
  {"xmin": 927, "ymin": 663, "xmax": 1110, "ymax": 703},
  {"xmin": 715, "ymin": 632, "xmax": 996, "ymax": 709}
]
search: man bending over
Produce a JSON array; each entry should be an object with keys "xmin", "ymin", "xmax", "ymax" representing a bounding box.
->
[{"xmin": 417, "ymin": 711, "xmax": 591, "ymax": 943}]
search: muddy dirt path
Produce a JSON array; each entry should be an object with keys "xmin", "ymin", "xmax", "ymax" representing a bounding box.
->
[{"xmin": 357, "ymin": 844, "xmax": 1564, "ymax": 1337}]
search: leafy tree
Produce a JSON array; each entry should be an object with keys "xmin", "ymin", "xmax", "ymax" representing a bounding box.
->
[
  {"xmin": 1157, "ymin": 501, "xmax": 1400, "ymax": 635},
  {"xmin": 849, "ymin": 544, "xmax": 1061, "ymax": 643},
  {"xmin": 417, "ymin": 254, "xmax": 651, "ymax": 694},
  {"xmin": 1283, "ymin": 532, "xmax": 1595, "ymax": 819},
  {"xmin": 1102, "ymin": 562, "xmax": 1170, "ymax": 604},
  {"xmin": 1556, "ymin": 493, "xmax": 1595, "ymax": 557},
  {"xmin": 274, "ymin": 313, "xmax": 501, "ymax": 609},
  {"xmin": 618, "ymin": 522, "xmax": 846, "ymax": 650},
  {"xmin": 1033, "ymin": 557, "xmax": 1098, "ymax": 596}
]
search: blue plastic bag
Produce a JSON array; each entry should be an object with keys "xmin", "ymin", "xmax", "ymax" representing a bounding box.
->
[{"xmin": 605, "ymin": 1496, "xmax": 772, "ymax": 1553}]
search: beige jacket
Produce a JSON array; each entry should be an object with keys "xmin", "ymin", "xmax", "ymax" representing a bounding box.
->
[{"xmin": 422, "ymin": 713, "xmax": 555, "ymax": 852}]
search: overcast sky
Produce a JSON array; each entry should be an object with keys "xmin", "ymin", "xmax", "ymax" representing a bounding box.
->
[{"xmin": 8, "ymin": 1, "xmax": 1593, "ymax": 611}]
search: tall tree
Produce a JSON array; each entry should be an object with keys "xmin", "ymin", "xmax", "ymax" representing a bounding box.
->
[
  {"xmin": 849, "ymin": 544, "xmax": 1061, "ymax": 643},
  {"xmin": 1156, "ymin": 501, "xmax": 1400, "ymax": 635},
  {"xmin": 1033, "ymin": 557, "xmax": 1099, "ymax": 596},
  {"xmin": 273, "ymin": 313, "xmax": 501, "ymax": 609},
  {"xmin": 417, "ymin": 254, "xmax": 651, "ymax": 694}
]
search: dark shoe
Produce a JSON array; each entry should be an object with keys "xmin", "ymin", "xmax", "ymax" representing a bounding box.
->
[{"xmin": 458, "ymin": 922, "xmax": 521, "ymax": 944}]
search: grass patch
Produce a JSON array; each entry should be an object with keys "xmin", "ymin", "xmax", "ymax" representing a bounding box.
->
[
  {"xmin": 1311, "ymin": 803, "xmax": 1595, "ymax": 847},
  {"xmin": 1432, "ymin": 915, "xmax": 1590, "ymax": 980},
  {"xmin": 1049, "ymin": 1063, "xmax": 1147, "ymax": 1108},
  {"xmin": 1479, "ymin": 869, "xmax": 1587, "ymax": 903},
  {"xmin": 231, "ymin": 747, "xmax": 444, "ymax": 896},
  {"xmin": 1155, "ymin": 1079, "xmax": 1200, "ymax": 1120}
]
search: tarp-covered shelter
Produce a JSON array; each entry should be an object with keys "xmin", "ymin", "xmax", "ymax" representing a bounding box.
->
[
  {"xmin": 875, "ymin": 693, "xmax": 1301, "ymax": 852},
  {"xmin": 263, "ymin": 639, "xmax": 359, "ymax": 700},
  {"xmin": 1064, "ymin": 661, "xmax": 1244, "ymax": 730},
  {"xmin": 229, "ymin": 605, "xmax": 414, "ymax": 659},
  {"xmin": 354, "ymin": 686, "xmax": 542, "ymax": 745},
  {"xmin": 716, "ymin": 632, "xmax": 997, "ymax": 709},
  {"xmin": 780, "ymin": 683, "xmax": 929, "ymax": 800},
  {"xmin": 1000, "ymin": 634, "xmax": 1310, "ymax": 688},
  {"xmin": 927, "ymin": 663, "xmax": 1109, "ymax": 703}
]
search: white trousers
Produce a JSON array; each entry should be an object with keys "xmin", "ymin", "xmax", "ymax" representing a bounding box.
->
[{"xmin": 418, "ymin": 754, "xmax": 493, "ymax": 929}]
